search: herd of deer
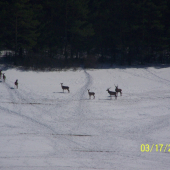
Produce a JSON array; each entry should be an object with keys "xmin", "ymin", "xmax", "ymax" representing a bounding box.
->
[
  {"xmin": 0, "ymin": 70, "xmax": 18, "ymax": 89},
  {"xmin": 61, "ymin": 83, "xmax": 122, "ymax": 99},
  {"xmin": 1, "ymin": 69, "xmax": 122, "ymax": 99}
]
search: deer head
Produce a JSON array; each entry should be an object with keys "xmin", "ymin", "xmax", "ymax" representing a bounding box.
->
[{"xmin": 106, "ymin": 88, "xmax": 111, "ymax": 91}]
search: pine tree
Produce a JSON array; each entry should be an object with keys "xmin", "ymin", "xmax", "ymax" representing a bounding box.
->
[{"xmin": 1, "ymin": 0, "xmax": 40, "ymax": 58}]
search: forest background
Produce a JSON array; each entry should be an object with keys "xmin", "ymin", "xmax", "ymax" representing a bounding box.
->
[{"xmin": 0, "ymin": 0, "xmax": 170, "ymax": 69}]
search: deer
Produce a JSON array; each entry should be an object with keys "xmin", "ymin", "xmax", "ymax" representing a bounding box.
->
[
  {"xmin": 115, "ymin": 85, "xmax": 122, "ymax": 96},
  {"xmin": 106, "ymin": 88, "xmax": 117, "ymax": 99},
  {"xmin": 87, "ymin": 89, "xmax": 95, "ymax": 99},
  {"xmin": 61, "ymin": 83, "xmax": 70, "ymax": 93},
  {"xmin": 14, "ymin": 79, "xmax": 18, "ymax": 89},
  {"xmin": 2, "ymin": 73, "xmax": 5, "ymax": 81}
]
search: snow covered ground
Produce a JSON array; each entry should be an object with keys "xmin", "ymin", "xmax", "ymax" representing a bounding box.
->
[{"xmin": 0, "ymin": 65, "xmax": 170, "ymax": 170}]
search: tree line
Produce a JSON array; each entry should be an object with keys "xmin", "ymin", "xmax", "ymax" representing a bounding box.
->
[{"xmin": 0, "ymin": 0, "xmax": 170, "ymax": 68}]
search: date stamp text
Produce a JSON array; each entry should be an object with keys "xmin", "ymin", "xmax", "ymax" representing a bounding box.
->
[{"xmin": 141, "ymin": 144, "xmax": 170, "ymax": 152}]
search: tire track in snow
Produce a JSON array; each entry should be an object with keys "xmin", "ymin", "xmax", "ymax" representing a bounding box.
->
[
  {"xmin": 59, "ymin": 70, "xmax": 93, "ymax": 135},
  {"xmin": 72, "ymin": 69, "xmax": 92, "ymax": 118},
  {"xmin": 0, "ymin": 105, "xmax": 55, "ymax": 133},
  {"xmin": 106, "ymin": 69, "xmax": 170, "ymax": 104},
  {"xmin": 2, "ymin": 79, "xmax": 59, "ymax": 120},
  {"xmin": 75, "ymin": 69, "xmax": 93, "ymax": 100},
  {"xmin": 1, "ymin": 80, "xmax": 24, "ymax": 119},
  {"xmin": 123, "ymin": 113, "xmax": 170, "ymax": 144},
  {"xmin": 66, "ymin": 70, "xmax": 110, "ymax": 152},
  {"xmin": 1, "ymin": 80, "xmax": 57, "ymax": 134},
  {"xmin": 118, "ymin": 68, "xmax": 170, "ymax": 87},
  {"xmin": 2, "ymin": 79, "xmax": 33, "ymax": 104},
  {"xmin": 106, "ymin": 68, "xmax": 170, "ymax": 146},
  {"xmin": 125, "ymin": 69, "xmax": 170, "ymax": 107},
  {"xmin": 67, "ymin": 69, "xmax": 93, "ymax": 101},
  {"xmin": 0, "ymin": 102, "xmax": 88, "ymax": 151},
  {"xmin": 69, "ymin": 70, "xmax": 111, "ymax": 143},
  {"xmin": 0, "ymin": 74, "xmax": 90, "ymax": 152},
  {"xmin": 2, "ymin": 80, "xmax": 48, "ymax": 122},
  {"xmin": 144, "ymin": 68, "xmax": 170, "ymax": 86},
  {"xmin": 1, "ymin": 74, "xmax": 72, "ymax": 124}
]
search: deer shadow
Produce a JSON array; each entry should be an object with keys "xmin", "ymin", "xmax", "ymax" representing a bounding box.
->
[
  {"xmin": 99, "ymin": 99, "xmax": 113, "ymax": 101},
  {"xmin": 99, "ymin": 97, "xmax": 117, "ymax": 100},
  {"xmin": 80, "ymin": 98, "xmax": 94, "ymax": 101},
  {"xmin": 10, "ymin": 87, "xmax": 15, "ymax": 89},
  {"xmin": 53, "ymin": 92, "xmax": 69, "ymax": 94}
]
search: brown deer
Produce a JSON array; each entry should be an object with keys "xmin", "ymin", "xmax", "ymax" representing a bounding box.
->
[
  {"xmin": 106, "ymin": 88, "xmax": 117, "ymax": 99},
  {"xmin": 115, "ymin": 85, "xmax": 122, "ymax": 96},
  {"xmin": 3, "ymin": 73, "xmax": 6, "ymax": 82},
  {"xmin": 61, "ymin": 83, "xmax": 70, "ymax": 93},
  {"xmin": 14, "ymin": 79, "xmax": 18, "ymax": 89},
  {"xmin": 87, "ymin": 89, "xmax": 95, "ymax": 99}
]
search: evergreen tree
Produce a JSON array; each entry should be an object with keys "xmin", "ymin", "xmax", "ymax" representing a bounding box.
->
[
  {"xmin": 0, "ymin": 0, "xmax": 10, "ymax": 50},
  {"xmin": 1, "ymin": 0, "xmax": 40, "ymax": 58}
]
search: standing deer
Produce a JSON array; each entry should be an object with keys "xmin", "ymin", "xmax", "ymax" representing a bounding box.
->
[
  {"xmin": 87, "ymin": 89, "xmax": 95, "ymax": 99},
  {"xmin": 106, "ymin": 88, "xmax": 117, "ymax": 99},
  {"xmin": 3, "ymin": 73, "xmax": 6, "ymax": 82},
  {"xmin": 115, "ymin": 85, "xmax": 122, "ymax": 96},
  {"xmin": 0, "ymin": 70, "xmax": 2, "ymax": 79},
  {"xmin": 61, "ymin": 83, "xmax": 70, "ymax": 93},
  {"xmin": 14, "ymin": 79, "xmax": 18, "ymax": 89}
]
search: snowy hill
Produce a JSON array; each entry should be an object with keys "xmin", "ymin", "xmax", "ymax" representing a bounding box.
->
[{"xmin": 0, "ymin": 66, "xmax": 170, "ymax": 170}]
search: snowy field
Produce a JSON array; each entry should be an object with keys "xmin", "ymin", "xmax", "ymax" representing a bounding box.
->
[{"xmin": 0, "ymin": 65, "xmax": 170, "ymax": 170}]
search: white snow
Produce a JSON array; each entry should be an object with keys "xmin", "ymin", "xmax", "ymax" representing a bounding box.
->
[{"xmin": 0, "ymin": 66, "xmax": 170, "ymax": 170}]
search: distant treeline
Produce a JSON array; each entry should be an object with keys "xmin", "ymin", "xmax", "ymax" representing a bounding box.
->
[{"xmin": 0, "ymin": 0, "xmax": 170, "ymax": 68}]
